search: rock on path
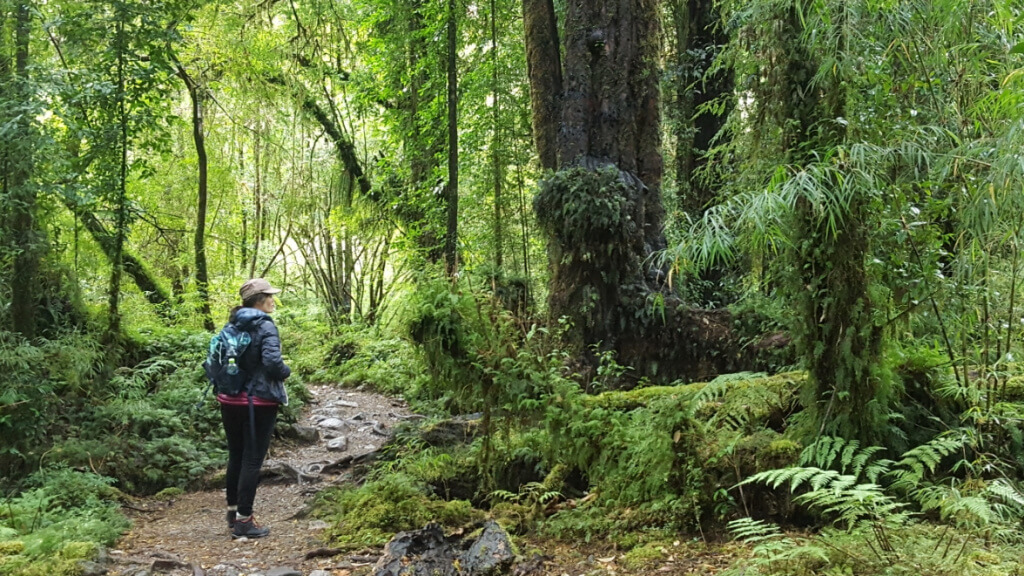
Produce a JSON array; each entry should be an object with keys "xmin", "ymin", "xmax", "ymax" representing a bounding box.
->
[{"xmin": 110, "ymin": 386, "xmax": 412, "ymax": 576}]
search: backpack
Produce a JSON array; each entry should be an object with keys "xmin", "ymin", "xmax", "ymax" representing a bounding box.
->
[{"xmin": 203, "ymin": 323, "xmax": 254, "ymax": 395}]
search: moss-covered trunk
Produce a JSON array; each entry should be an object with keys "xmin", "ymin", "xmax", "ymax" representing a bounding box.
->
[{"xmin": 774, "ymin": 1, "xmax": 886, "ymax": 441}]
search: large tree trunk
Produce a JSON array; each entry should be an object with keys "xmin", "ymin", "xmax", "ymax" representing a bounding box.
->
[
  {"xmin": 8, "ymin": 1, "xmax": 38, "ymax": 338},
  {"xmin": 534, "ymin": 0, "xmax": 680, "ymax": 380},
  {"xmin": 558, "ymin": 0, "xmax": 665, "ymax": 251},
  {"xmin": 529, "ymin": 0, "xmax": 750, "ymax": 385},
  {"xmin": 522, "ymin": 0, "xmax": 561, "ymax": 171},
  {"xmin": 175, "ymin": 61, "xmax": 215, "ymax": 331}
]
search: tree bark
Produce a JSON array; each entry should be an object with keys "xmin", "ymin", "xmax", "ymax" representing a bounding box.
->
[
  {"xmin": 175, "ymin": 60, "xmax": 215, "ymax": 331},
  {"xmin": 530, "ymin": 0, "xmax": 726, "ymax": 386},
  {"xmin": 670, "ymin": 0, "xmax": 731, "ymax": 216},
  {"xmin": 444, "ymin": 0, "xmax": 459, "ymax": 276},
  {"xmin": 9, "ymin": 1, "xmax": 38, "ymax": 338},
  {"xmin": 491, "ymin": 0, "xmax": 504, "ymax": 270},
  {"xmin": 558, "ymin": 0, "xmax": 665, "ymax": 251},
  {"xmin": 250, "ymin": 126, "xmax": 262, "ymax": 279},
  {"xmin": 521, "ymin": 0, "xmax": 561, "ymax": 171}
]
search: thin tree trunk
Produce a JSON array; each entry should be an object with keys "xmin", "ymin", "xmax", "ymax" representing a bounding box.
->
[
  {"xmin": 107, "ymin": 16, "xmax": 130, "ymax": 342},
  {"xmin": 444, "ymin": 0, "xmax": 459, "ymax": 276},
  {"xmin": 175, "ymin": 61, "xmax": 215, "ymax": 331},
  {"xmin": 9, "ymin": 1, "xmax": 37, "ymax": 338},
  {"xmin": 239, "ymin": 136, "xmax": 248, "ymax": 270},
  {"xmin": 250, "ymin": 126, "xmax": 262, "ymax": 279},
  {"xmin": 491, "ymin": 0, "xmax": 503, "ymax": 270}
]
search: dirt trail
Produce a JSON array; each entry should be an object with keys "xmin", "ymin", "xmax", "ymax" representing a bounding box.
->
[{"xmin": 111, "ymin": 386, "xmax": 414, "ymax": 576}]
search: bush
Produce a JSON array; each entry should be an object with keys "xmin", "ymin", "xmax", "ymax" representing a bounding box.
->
[
  {"xmin": 315, "ymin": 473, "xmax": 481, "ymax": 549},
  {"xmin": 0, "ymin": 467, "xmax": 129, "ymax": 576}
]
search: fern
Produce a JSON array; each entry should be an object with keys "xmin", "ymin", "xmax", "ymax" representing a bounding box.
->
[
  {"xmin": 727, "ymin": 517, "xmax": 782, "ymax": 543},
  {"xmin": 888, "ymin": 434, "xmax": 966, "ymax": 493}
]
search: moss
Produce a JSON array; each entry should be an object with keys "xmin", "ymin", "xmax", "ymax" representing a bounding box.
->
[
  {"xmin": 765, "ymin": 439, "xmax": 801, "ymax": 461},
  {"xmin": 576, "ymin": 382, "xmax": 705, "ymax": 411},
  {"xmin": 153, "ymin": 487, "xmax": 184, "ymax": 499},
  {"xmin": 576, "ymin": 372, "xmax": 803, "ymax": 417},
  {"xmin": 0, "ymin": 555, "xmax": 87, "ymax": 576},
  {"xmin": 316, "ymin": 474, "xmax": 483, "ymax": 549},
  {"xmin": 58, "ymin": 542, "xmax": 96, "ymax": 561},
  {"xmin": 1001, "ymin": 375, "xmax": 1024, "ymax": 402},
  {"xmin": 969, "ymin": 550, "xmax": 1002, "ymax": 566},
  {"xmin": 0, "ymin": 542, "xmax": 25, "ymax": 557},
  {"xmin": 620, "ymin": 543, "xmax": 666, "ymax": 571}
]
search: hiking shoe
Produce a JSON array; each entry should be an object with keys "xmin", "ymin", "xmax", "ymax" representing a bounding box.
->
[
  {"xmin": 226, "ymin": 509, "xmax": 236, "ymax": 531},
  {"xmin": 232, "ymin": 516, "xmax": 270, "ymax": 539}
]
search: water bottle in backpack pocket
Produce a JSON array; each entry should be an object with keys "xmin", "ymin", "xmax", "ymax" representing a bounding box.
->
[{"xmin": 204, "ymin": 323, "xmax": 253, "ymax": 395}]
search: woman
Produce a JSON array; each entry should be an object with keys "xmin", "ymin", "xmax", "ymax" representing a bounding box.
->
[{"xmin": 219, "ymin": 278, "xmax": 290, "ymax": 539}]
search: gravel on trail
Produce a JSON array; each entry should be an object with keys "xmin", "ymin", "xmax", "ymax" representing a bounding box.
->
[{"xmin": 110, "ymin": 385, "xmax": 413, "ymax": 576}]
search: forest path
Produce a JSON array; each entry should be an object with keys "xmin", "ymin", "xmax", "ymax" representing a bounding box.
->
[{"xmin": 110, "ymin": 385, "xmax": 414, "ymax": 576}]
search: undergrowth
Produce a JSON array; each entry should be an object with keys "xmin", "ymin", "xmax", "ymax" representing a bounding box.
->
[
  {"xmin": 314, "ymin": 473, "xmax": 481, "ymax": 549},
  {"xmin": 724, "ymin": 435, "xmax": 1024, "ymax": 575},
  {"xmin": 0, "ymin": 467, "xmax": 129, "ymax": 576}
]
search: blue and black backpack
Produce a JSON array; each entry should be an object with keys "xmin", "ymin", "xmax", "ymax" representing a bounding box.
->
[{"xmin": 203, "ymin": 323, "xmax": 253, "ymax": 395}]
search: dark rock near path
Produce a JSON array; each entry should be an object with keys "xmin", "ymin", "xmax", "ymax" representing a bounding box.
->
[
  {"xmin": 266, "ymin": 567, "xmax": 302, "ymax": 576},
  {"xmin": 463, "ymin": 521, "xmax": 515, "ymax": 575},
  {"xmin": 372, "ymin": 521, "xmax": 515, "ymax": 576},
  {"xmin": 77, "ymin": 560, "xmax": 108, "ymax": 576},
  {"xmin": 281, "ymin": 424, "xmax": 319, "ymax": 443},
  {"xmin": 373, "ymin": 523, "xmax": 458, "ymax": 576}
]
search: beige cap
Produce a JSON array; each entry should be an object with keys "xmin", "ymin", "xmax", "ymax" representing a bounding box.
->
[{"xmin": 240, "ymin": 278, "xmax": 281, "ymax": 301}]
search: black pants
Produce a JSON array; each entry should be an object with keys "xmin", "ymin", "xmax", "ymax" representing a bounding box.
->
[{"xmin": 221, "ymin": 404, "xmax": 277, "ymax": 517}]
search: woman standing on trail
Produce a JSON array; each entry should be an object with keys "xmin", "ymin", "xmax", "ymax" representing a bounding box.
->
[{"xmin": 219, "ymin": 278, "xmax": 290, "ymax": 539}]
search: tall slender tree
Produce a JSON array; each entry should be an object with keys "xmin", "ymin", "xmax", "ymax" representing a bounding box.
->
[
  {"xmin": 6, "ymin": 0, "xmax": 38, "ymax": 338},
  {"xmin": 444, "ymin": 0, "xmax": 459, "ymax": 276},
  {"xmin": 173, "ymin": 56, "xmax": 215, "ymax": 331}
]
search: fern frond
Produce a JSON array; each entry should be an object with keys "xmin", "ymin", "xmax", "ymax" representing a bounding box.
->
[
  {"xmin": 988, "ymin": 478, "xmax": 1024, "ymax": 509},
  {"xmin": 728, "ymin": 517, "xmax": 782, "ymax": 543}
]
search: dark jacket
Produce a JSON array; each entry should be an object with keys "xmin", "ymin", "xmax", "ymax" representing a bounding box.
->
[{"xmin": 230, "ymin": 307, "xmax": 291, "ymax": 405}]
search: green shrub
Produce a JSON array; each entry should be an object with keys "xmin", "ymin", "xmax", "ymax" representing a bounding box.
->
[
  {"xmin": 315, "ymin": 473, "xmax": 481, "ymax": 549},
  {"xmin": 0, "ymin": 467, "xmax": 129, "ymax": 576}
]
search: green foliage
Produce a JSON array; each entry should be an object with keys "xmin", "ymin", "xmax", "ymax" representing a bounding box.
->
[
  {"xmin": 287, "ymin": 317, "xmax": 427, "ymax": 399},
  {"xmin": 0, "ymin": 467, "xmax": 129, "ymax": 576},
  {"xmin": 0, "ymin": 332, "xmax": 104, "ymax": 475},
  {"xmin": 727, "ymin": 432, "xmax": 1024, "ymax": 575},
  {"xmin": 315, "ymin": 473, "xmax": 481, "ymax": 549},
  {"xmin": 534, "ymin": 167, "xmax": 638, "ymax": 263},
  {"xmin": 540, "ymin": 373, "xmax": 804, "ymax": 538},
  {"xmin": 404, "ymin": 275, "xmax": 566, "ymax": 417}
]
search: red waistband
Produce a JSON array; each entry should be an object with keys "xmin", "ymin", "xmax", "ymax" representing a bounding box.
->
[{"xmin": 216, "ymin": 392, "xmax": 280, "ymax": 407}]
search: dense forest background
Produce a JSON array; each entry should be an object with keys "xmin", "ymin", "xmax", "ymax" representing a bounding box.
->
[{"xmin": 3, "ymin": 0, "xmax": 1024, "ymax": 574}]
